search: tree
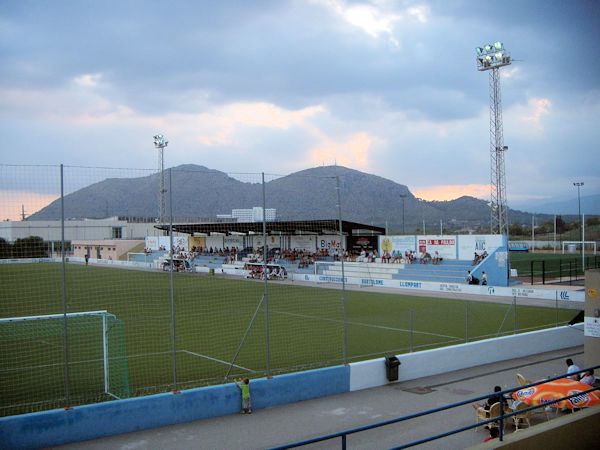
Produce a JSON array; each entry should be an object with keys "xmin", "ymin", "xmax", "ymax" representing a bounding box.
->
[
  {"xmin": 0, "ymin": 238, "xmax": 11, "ymax": 259},
  {"xmin": 587, "ymin": 217, "xmax": 600, "ymax": 227},
  {"xmin": 509, "ymin": 223, "xmax": 526, "ymax": 237},
  {"xmin": 11, "ymin": 236, "xmax": 48, "ymax": 258},
  {"xmin": 556, "ymin": 216, "xmax": 568, "ymax": 234}
]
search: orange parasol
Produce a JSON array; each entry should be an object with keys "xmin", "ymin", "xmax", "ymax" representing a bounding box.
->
[{"xmin": 513, "ymin": 378, "xmax": 600, "ymax": 409}]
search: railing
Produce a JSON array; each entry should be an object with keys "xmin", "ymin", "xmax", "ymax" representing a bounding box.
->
[
  {"xmin": 529, "ymin": 256, "xmax": 600, "ymax": 285},
  {"xmin": 271, "ymin": 365, "xmax": 600, "ymax": 450}
]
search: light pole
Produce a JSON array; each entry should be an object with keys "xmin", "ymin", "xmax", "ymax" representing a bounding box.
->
[
  {"xmin": 400, "ymin": 194, "xmax": 407, "ymax": 234},
  {"xmin": 573, "ymin": 182, "xmax": 584, "ymax": 271},
  {"xmin": 476, "ymin": 42, "xmax": 511, "ymax": 235},
  {"xmin": 153, "ymin": 134, "xmax": 169, "ymax": 225}
]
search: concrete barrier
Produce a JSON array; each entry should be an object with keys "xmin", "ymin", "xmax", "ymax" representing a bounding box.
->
[
  {"xmin": 0, "ymin": 324, "xmax": 584, "ymax": 448},
  {"xmin": 349, "ymin": 323, "xmax": 584, "ymax": 391},
  {"xmin": 0, "ymin": 365, "xmax": 349, "ymax": 450}
]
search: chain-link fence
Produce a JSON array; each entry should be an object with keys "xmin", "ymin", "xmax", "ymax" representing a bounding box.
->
[{"xmin": 0, "ymin": 164, "xmax": 577, "ymax": 416}]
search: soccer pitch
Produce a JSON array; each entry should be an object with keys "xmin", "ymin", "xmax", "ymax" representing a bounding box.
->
[{"xmin": 0, "ymin": 263, "xmax": 576, "ymax": 416}]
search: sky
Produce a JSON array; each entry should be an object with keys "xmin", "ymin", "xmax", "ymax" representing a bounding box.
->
[{"xmin": 1, "ymin": 0, "xmax": 599, "ymax": 218}]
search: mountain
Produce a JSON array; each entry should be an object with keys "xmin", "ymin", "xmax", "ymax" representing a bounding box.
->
[
  {"xmin": 28, "ymin": 164, "xmax": 544, "ymax": 232},
  {"xmin": 516, "ymin": 194, "xmax": 600, "ymax": 215}
]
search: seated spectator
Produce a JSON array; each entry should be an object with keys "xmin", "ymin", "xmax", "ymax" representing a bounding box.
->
[
  {"xmin": 566, "ymin": 358, "xmax": 581, "ymax": 381},
  {"xmin": 484, "ymin": 427, "xmax": 499, "ymax": 442},
  {"xmin": 580, "ymin": 369, "xmax": 595, "ymax": 386},
  {"xmin": 472, "ymin": 386, "xmax": 503, "ymax": 416}
]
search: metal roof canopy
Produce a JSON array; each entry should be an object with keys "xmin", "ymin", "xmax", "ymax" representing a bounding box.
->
[{"xmin": 156, "ymin": 219, "xmax": 385, "ymax": 237}]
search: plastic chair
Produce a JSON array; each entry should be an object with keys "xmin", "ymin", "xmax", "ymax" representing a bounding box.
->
[
  {"xmin": 516, "ymin": 373, "xmax": 531, "ymax": 386},
  {"xmin": 512, "ymin": 401, "xmax": 532, "ymax": 431},
  {"xmin": 475, "ymin": 402, "xmax": 505, "ymax": 431}
]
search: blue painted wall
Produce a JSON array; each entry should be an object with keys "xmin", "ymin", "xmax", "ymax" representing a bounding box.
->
[
  {"xmin": 470, "ymin": 235, "xmax": 509, "ymax": 287},
  {"xmin": 0, "ymin": 365, "xmax": 349, "ymax": 450}
]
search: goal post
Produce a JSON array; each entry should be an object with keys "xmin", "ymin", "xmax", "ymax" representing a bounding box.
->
[
  {"xmin": 0, "ymin": 310, "xmax": 129, "ymax": 415},
  {"xmin": 561, "ymin": 241, "xmax": 597, "ymax": 255}
]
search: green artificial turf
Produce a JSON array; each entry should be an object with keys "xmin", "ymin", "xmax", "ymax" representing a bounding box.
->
[{"xmin": 0, "ymin": 262, "xmax": 575, "ymax": 416}]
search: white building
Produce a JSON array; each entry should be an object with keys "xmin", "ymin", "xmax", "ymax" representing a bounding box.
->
[
  {"xmin": 0, "ymin": 217, "xmax": 171, "ymax": 243},
  {"xmin": 218, "ymin": 207, "xmax": 276, "ymax": 223}
]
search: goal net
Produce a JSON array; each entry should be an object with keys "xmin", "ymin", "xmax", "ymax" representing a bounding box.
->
[
  {"xmin": 0, "ymin": 310, "xmax": 129, "ymax": 416},
  {"xmin": 561, "ymin": 241, "xmax": 597, "ymax": 255}
]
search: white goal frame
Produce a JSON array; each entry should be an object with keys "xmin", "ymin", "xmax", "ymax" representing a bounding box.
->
[
  {"xmin": 561, "ymin": 241, "xmax": 597, "ymax": 255},
  {"xmin": 0, "ymin": 310, "xmax": 120, "ymax": 399}
]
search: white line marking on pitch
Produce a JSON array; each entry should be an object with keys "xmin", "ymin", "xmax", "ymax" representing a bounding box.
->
[
  {"xmin": 272, "ymin": 310, "xmax": 461, "ymax": 340},
  {"xmin": 180, "ymin": 350, "xmax": 254, "ymax": 373}
]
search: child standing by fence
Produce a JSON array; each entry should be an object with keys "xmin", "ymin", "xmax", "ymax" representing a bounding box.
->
[{"xmin": 236, "ymin": 378, "xmax": 252, "ymax": 414}]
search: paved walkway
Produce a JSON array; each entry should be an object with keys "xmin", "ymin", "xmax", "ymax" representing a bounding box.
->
[{"xmin": 51, "ymin": 346, "xmax": 585, "ymax": 450}]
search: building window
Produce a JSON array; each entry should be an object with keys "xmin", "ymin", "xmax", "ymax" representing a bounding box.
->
[{"xmin": 112, "ymin": 227, "xmax": 122, "ymax": 239}]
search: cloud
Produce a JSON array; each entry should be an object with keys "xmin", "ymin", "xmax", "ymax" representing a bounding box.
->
[
  {"xmin": 413, "ymin": 184, "xmax": 490, "ymax": 201},
  {"xmin": 73, "ymin": 73, "xmax": 103, "ymax": 88},
  {"xmin": 509, "ymin": 97, "xmax": 552, "ymax": 135},
  {"xmin": 308, "ymin": 132, "xmax": 378, "ymax": 169},
  {"xmin": 0, "ymin": 190, "xmax": 58, "ymax": 221},
  {"xmin": 315, "ymin": 0, "xmax": 431, "ymax": 48}
]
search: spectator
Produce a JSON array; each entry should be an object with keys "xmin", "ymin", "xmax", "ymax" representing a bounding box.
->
[
  {"xmin": 472, "ymin": 386, "xmax": 503, "ymax": 416},
  {"xmin": 481, "ymin": 271, "xmax": 488, "ymax": 286},
  {"xmin": 484, "ymin": 427, "xmax": 499, "ymax": 442},
  {"xmin": 235, "ymin": 378, "xmax": 252, "ymax": 414},
  {"xmin": 580, "ymin": 369, "xmax": 595, "ymax": 386},
  {"xmin": 566, "ymin": 358, "xmax": 581, "ymax": 381}
]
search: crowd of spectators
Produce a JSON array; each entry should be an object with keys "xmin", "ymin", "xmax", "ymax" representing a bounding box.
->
[
  {"xmin": 472, "ymin": 250, "xmax": 489, "ymax": 265},
  {"xmin": 244, "ymin": 263, "xmax": 287, "ymax": 280}
]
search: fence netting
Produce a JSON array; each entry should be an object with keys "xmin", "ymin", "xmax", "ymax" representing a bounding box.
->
[{"xmin": 0, "ymin": 164, "xmax": 576, "ymax": 416}]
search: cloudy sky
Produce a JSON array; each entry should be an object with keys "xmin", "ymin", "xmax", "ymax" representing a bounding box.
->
[{"xmin": 1, "ymin": 0, "xmax": 599, "ymax": 215}]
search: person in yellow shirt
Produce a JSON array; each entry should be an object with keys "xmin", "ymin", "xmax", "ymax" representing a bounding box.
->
[{"xmin": 236, "ymin": 378, "xmax": 252, "ymax": 414}]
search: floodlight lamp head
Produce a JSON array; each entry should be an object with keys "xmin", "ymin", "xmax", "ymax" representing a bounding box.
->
[
  {"xmin": 484, "ymin": 44, "xmax": 493, "ymax": 52},
  {"xmin": 494, "ymin": 41, "xmax": 503, "ymax": 50},
  {"xmin": 476, "ymin": 47, "xmax": 484, "ymax": 56},
  {"xmin": 153, "ymin": 133, "xmax": 168, "ymax": 148}
]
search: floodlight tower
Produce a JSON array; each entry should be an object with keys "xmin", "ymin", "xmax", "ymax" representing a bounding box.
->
[
  {"xmin": 153, "ymin": 134, "xmax": 169, "ymax": 224},
  {"xmin": 476, "ymin": 42, "xmax": 511, "ymax": 235}
]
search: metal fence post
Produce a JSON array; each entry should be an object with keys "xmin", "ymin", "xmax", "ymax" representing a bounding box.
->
[
  {"xmin": 168, "ymin": 168, "xmax": 178, "ymax": 392},
  {"xmin": 555, "ymin": 291, "xmax": 559, "ymax": 327},
  {"xmin": 465, "ymin": 301, "xmax": 469, "ymax": 343},
  {"xmin": 60, "ymin": 164, "xmax": 70, "ymax": 408},
  {"xmin": 336, "ymin": 176, "xmax": 348, "ymax": 364},
  {"xmin": 409, "ymin": 309, "xmax": 414, "ymax": 352},
  {"xmin": 262, "ymin": 173, "xmax": 271, "ymax": 377},
  {"xmin": 542, "ymin": 260, "xmax": 546, "ymax": 285},
  {"xmin": 530, "ymin": 260, "xmax": 534, "ymax": 285},
  {"xmin": 513, "ymin": 296, "xmax": 517, "ymax": 334}
]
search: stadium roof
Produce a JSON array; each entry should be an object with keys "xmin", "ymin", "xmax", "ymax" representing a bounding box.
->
[{"xmin": 156, "ymin": 219, "xmax": 385, "ymax": 236}]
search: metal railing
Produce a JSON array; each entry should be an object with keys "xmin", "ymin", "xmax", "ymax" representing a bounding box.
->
[{"xmin": 271, "ymin": 365, "xmax": 600, "ymax": 450}]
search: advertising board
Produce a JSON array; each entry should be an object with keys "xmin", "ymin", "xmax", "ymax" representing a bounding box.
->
[
  {"xmin": 417, "ymin": 235, "xmax": 456, "ymax": 260},
  {"xmin": 379, "ymin": 235, "xmax": 416, "ymax": 257},
  {"xmin": 347, "ymin": 236, "xmax": 378, "ymax": 253}
]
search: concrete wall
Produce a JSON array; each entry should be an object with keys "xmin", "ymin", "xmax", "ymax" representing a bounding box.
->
[
  {"xmin": 0, "ymin": 325, "xmax": 586, "ymax": 449},
  {"xmin": 350, "ymin": 323, "xmax": 584, "ymax": 391},
  {"xmin": 0, "ymin": 365, "xmax": 349, "ymax": 450},
  {"xmin": 585, "ymin": 268, "xmax": 600, "ymax": 368}
]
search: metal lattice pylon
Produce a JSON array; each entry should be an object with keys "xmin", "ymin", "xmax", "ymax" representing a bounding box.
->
[
  {"xmin": 476, "ymin": 42, "xmax": 511, "ymax": 235},
  {"xmin": 153, "ymin": 134, "xmax": 168, "ymax": 225},
  {"xmin": 488, "ymin": 67, "xmax": 508, "ymax": 235}
]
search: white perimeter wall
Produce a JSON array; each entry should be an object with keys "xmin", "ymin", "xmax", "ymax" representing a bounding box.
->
[{"xmin": 350, "ymin": 323, "xmax": 584, "ymax": 391}]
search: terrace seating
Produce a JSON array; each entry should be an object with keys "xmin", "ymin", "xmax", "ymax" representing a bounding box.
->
[{"xmin": 318, "ymin": 260, "xmax": 473, "ymax": 284}]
